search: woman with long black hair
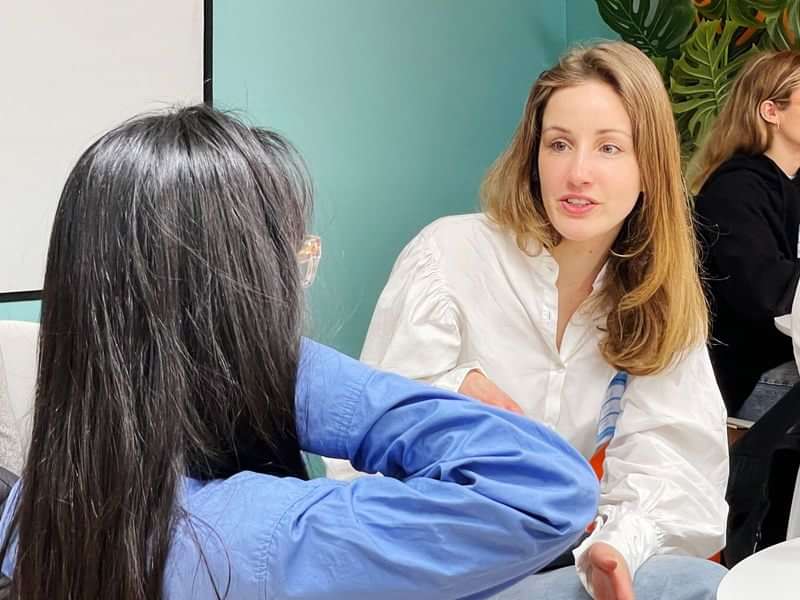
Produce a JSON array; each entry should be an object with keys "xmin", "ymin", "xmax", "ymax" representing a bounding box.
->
[{"xmin": 0, "ymin": 105, "xmax": 596, "ymax": 599}]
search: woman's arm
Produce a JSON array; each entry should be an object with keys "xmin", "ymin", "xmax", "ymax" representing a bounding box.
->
[
  {"xmin": 271, "ymin": 340, "xmax": 599, "ymax": 599},
  {"xmin": 326, "ymin": 227, "xmax": 520, "ymax": 479},
  {"xmin": 360, "ymin": 229, "xmax": 485, "ymax": 392},
  {"xmin": 573, "ymin": 344, "xmax": 728, "ymax": 596}
]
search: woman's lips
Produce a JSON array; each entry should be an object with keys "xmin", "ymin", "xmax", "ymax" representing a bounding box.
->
[{"xmin": 559, "ymin": 197, "xmax": 596, "ymax": 215}]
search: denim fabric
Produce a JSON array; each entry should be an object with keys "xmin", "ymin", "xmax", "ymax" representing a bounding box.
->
[
  {"xmin": 736, "ymin": 361, "xmax": 800, "ymax": 422},
  {"xmin": 490, "ymin": 555, "xmax": 727, "ymax": 600}
]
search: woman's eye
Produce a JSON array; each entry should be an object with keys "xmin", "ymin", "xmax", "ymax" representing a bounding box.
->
[
  {"xmin": 600, "ymin": 144, "xmax": 621, "ymax": 155},
  {"xmin": 550, "ymin": 140, "xmax": 569, "ymax": 152}
]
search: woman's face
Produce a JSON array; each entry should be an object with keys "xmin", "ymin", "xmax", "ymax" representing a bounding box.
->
[{"xmin": 537, "ymin": 80, "xmax": 641, "ymax": 253}]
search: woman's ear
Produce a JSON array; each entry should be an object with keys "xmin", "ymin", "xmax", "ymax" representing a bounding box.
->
[{"xmin": 759, "ymin": 99, "xmax": 780, "ymax": 125}]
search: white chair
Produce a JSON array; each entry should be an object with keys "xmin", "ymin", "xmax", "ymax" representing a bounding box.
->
[
  {"xmin": 792, "ymin": 284, "xmax": 800, "ymax": 373},
  {"xmin": 788, "ymin": 468, "xmax": 800, "ymax": 539},
  {"xmin": 784, "ymin": 288, "xmax": 800, "ymax": 540},
  {"xmin": 0, "ymin": 320, "xmax": 38, "ymax": 458}
]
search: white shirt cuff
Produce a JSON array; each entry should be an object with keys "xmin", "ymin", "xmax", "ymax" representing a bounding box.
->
[
  {"xmin": 573, "ymin": 508, "xmax": 661, "ymax": 597},
  {"xmin": 322, "ymin": 456, "xmax": 367, "ymax": 481}
]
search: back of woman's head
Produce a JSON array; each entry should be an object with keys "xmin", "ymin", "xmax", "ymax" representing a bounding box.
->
[
  {"xmin": 689, "ymin": 50, "xmax": 800, "ymax": 193},
  {"xmin": 483, "ymin": 41, "xmax": 706, "ymax": 375},
  {"xmin": 2, "ymin": 105, "xmax": 312, "ymax": 599}
]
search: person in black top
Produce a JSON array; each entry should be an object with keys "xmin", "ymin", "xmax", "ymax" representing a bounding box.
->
[{"xmin": 691, "ymin": 50, "xmax": 800, "ymax": 417}]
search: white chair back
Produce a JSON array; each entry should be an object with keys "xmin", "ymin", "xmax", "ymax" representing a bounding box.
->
[
  {"xmin": 0, "ymin": 320, "xmax": 39, "ymax": 457},
  {"xmin": 791, "ymin": 285, "xmax": 800, "ymax": 373},
  {"xmin": 788, "ymin": 469, "xmax": 800, "ymax": 539},
  {"xmin": 787, "ymin": 288, "xmax": 800, "ymax": 539}
]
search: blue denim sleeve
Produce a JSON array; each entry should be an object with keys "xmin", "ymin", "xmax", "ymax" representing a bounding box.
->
[{"xmin": 270, "ymin": 339, "xmax": 599, "ymax": 599}]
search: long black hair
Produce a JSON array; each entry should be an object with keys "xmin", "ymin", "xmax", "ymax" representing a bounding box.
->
[{"xmin": 0, "ymin": 105, "xmax": 312, "ymax": 599}]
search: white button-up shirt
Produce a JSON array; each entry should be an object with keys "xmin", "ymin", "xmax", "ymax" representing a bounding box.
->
[{"xmin": 355, "ymin": 213, "xmax": 728, "ymax": 594}]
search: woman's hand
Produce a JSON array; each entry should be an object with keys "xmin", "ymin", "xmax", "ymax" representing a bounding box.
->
[
  {"xmin": 458, "ymin": 370, "xmax": 524, "ymax": 415},
  {"xmin": 588, "ymin": 542, "xmax": 634, "ymax": 600}
]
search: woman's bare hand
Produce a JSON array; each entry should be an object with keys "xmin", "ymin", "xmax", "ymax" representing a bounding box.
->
[{"xmin": 458, "ymin": 370, "xmax": 524, "ymax": 415}]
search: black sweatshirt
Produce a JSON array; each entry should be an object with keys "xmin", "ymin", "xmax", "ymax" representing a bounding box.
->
[{"xmin": 694, "ymin": 154, "xmax": 800, "ymax": 414}]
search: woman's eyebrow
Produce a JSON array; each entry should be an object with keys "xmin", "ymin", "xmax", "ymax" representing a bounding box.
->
[
  {"xmin": 542, "ymin": 125, "xmax": 632, "ymax": 138},
  {"xmin": 541, "ymin": 125, "xmax": 570, "ymax": 134},
  {"xmin": 596, "ymin": 128, "xmax": 632, "ymax": 138}
]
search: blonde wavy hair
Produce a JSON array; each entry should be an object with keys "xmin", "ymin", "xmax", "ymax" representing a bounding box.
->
[
  {"xmin": 482, "ymin": 41, "xmax": 706, "ymax": 376},
  {"xmin": 688, "ymin": 50, "xmax": 800, "ymax": 194}
]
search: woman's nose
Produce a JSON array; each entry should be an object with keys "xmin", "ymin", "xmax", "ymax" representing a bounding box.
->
[{"xmin": 566, "ymin": 152, "xmax": 592, "ymax": 187}]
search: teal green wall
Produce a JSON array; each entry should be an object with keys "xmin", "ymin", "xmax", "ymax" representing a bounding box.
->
[
  {"xmin": 1, "ymin": 1, "xmax": 616, "ymax": 354},
  {"xmin": 566, "ymin": 0, "xmax": 618, "ymax": 44},
  {"xmin": 214, "ymin": 0, "xmax": 570, "ymax": 357},
  {"xmin": 0, "ymin": 300, "xmax": 40, "ymax": 322}
]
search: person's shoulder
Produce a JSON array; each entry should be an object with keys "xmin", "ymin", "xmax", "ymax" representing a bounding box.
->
[
  {"xmin": 698, "ymin": 155, "xmax": 775, "ymax": 199},
  {"xmin": 416, "ymin": 213, "xmax": 507, "ymax": 253},
  {"xmin": 180, "ymin": 473, "xmax": 336, "ymax": 538},
  {"xmin": 171, "ymin": 474, "xmax": 341, "ymax": 590}
]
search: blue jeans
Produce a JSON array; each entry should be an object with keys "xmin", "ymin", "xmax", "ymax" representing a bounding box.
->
[
  {"xmin": 736, "ymin": 361, "xmax": 800, "ymax": 422},
  {"xmin": 490, "ymin": 556, "xmax": 727, "ymax": 600}
]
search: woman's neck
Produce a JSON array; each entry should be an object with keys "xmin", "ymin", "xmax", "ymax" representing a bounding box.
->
[
  {"xmin": 551, "ymin": 238, "xmax": 609, "ymax": 296},
  {"xmin": 550, "ymin": 238, "xmax": 610, "ymax": 350},
  {"xmin": 765, "ymin": 137, "xmax": 800, "ymax": 178}
]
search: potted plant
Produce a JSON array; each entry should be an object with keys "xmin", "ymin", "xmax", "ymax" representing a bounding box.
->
[{"xmin": 595, "ymin": 0, "xmax": 800, "ymax": 152}]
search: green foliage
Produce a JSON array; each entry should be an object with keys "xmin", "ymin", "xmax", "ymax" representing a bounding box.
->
[
  {"xmin": 595, "ymin": 0, "xmax": 695, "ymax": 57},
  {"xmin": 765, "ymin": 0, "xmax": 800, "ymax": 48},
  {"xmin": 694, "ymin": 0, "xmax": 726, "ymax": 19},
  {"xmin": 671, "ymin": 21, "xmax": 760, "ymax": 145},
  {"xmin": 726, "ymin": 0, "xmax": 785, "ymax": 28},
  {"xmin": 594, "ymin": 0, "xmax": 800, "ymax": 152}
]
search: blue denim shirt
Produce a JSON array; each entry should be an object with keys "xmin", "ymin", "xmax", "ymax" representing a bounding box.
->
[{"xmin": 1, "ymin": 340, "xmax": 598, "ymax": 599}]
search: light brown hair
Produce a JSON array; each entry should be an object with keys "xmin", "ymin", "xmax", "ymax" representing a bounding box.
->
[
  {"xmin": 689, "ymin": 50, "xmax": 800, "ymax": 194},
  {"xmin": 482, "ymin": 41, "xmax": 706, "ymax": 376}
]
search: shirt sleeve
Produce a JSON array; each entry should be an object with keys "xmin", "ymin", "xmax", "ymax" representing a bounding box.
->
[
  {"xmin": 271, "ymin": 339, "xmax": 599, "ymax": 599},
  {"xmin": 328, "ymin": 230, "xmax": 485, "ymax": 482},
  {"xmin": 360, "ymin": 229, "xmax": 486, "ymax": 392},
  {"xmin": 695, "ymin": 173, "xmax": 800, "ymax": 319},
  {"xmin": 572, "ymin": 344, "xmax": 728, "ymax": 596}
]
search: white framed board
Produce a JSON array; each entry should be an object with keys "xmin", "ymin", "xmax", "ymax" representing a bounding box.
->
[{"xmin": 0, "ymin": 0, "xmax": 207, "ymax": 296}]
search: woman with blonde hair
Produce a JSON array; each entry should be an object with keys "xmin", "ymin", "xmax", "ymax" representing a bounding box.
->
[
  {"xmin": 353, "ymin": 42, "xmax": 729, "ymax": 599},
  {"xmin": 691, "ymin": 50, "xmax": 800, "ymax": 419}
]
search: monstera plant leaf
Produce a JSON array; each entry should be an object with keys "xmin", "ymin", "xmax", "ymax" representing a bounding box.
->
[
  {"xmin": 693, "ymin": 1, "xmax": 786, "ymax": 26},
  {"xmin": 671, "ymin": 20, "xmax": 760, "ymax": 147},
  {"xmin": 693, "ymin": 0, "xmax": 726, "ymax": 19},
  {"xmin": 595, "ymin": 0, "xmax": 696, "ymax": 57},
  {"xmin": 765, "ymin": 0, "xmax": 800, "ymax": 47},
  {"xmin": 726, "ymin": 0, "xmax": 787, "ymax": 27}
]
